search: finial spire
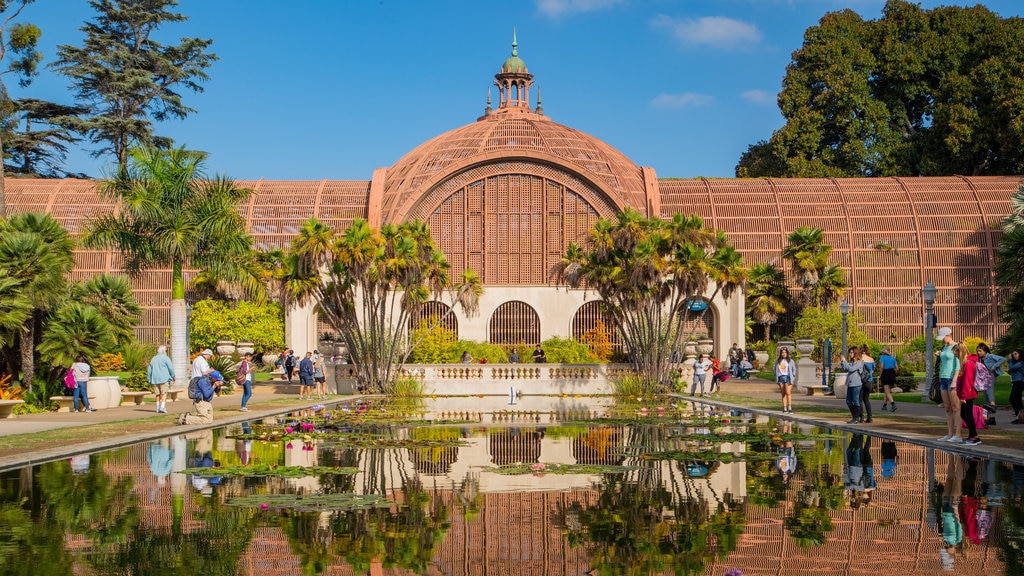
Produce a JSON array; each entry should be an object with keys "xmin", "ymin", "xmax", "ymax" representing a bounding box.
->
[
  {"xmin": 486, "ymin": 87, "xmax": 492, "ymax": 115},
  {"xmin": 511, "ymin": 27, "xmax": 518, "ymax": 56},
  {"xmin": 536, "ymin": 86, "xmax": 543, "ymax": 114}
]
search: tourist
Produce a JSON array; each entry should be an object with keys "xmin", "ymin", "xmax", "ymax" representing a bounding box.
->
[
  {"xmin": 975, "ymin": 343, "xmax": 1004, "ymax": 414},
  {"xmin": 938, "ymin": 455, "xmax": 964, "ymax": 571},
  {"xmin": 956, "ymin": 346, "xmax": 982, "ymax": 445},
  {"xmin": 284, "ymin": 349, "xmax": 296, "ymax": 382},
  {"xmin": 238, "ymin": 352, "xmax": 253, "ymax": 412},
  {"xmin": 709, "ymin": 353, "xmax": 729, "ymax": 394},
  {"xmin": 313, "ymin": 350, "xmax": 326, "ymax": 399},
  {"xmin": 461, "ymin": 350, "xmax": 472, "ymax": 364},
  {"xmin": 177, "ymin": 370, "xmax": 221, "ymax": 425},
  {"xmin": 147, "ymin": 345, "xmax": 175, "ymax": 414},
  {"xmin": 298, "ymin": 352, "xmax": 314, "ymax": 400},
  {"xmin": 728, "ymin": 342, "xmax": 743, "ymax": 375},
  {"xmin": 1009, "ymin": 349, "xmax": 1024, "ymax": 424},
  {"xmin": 745, "ymin": 344, "xmax": 756, "ymax": 366},
  {"xmin": 691, "ymin": 353, "xmax": 712, "ymax": 397},
  {"xmin": 508, "ymin": 348, "xmax": 520, "ymax": 363},
  {"xmin": 775, "ymin": 347, "xmax": 796, "ymax": 413},
  {"xmin": 878, "ymin": 349, "xmax": 898, "ymax": 412},
  {"xmin": 71, "ymin": 356, "xmax": 96, "ymax": 413},
  {"xmin": 859, "ymin": 345, "xmax": 875, "ymax": 423},
  {"xmin": 840, "ymin": 347, "xmax": 864, "ymax": 424},
  {"xmin": 532, "ymin": 344, "xmax": 547, "ymax": 363},
  {"xmin": 843, "ymin": 433, "xmax": 868, "ymax": 508},
  {"xmin": 881, "ymin": 439, "xmax": 898, "ymax": 479},
  {"xmin": 191, "ymin": 348, "xmax": 214, "ymax": 388},
  {"xmin": 935, "ymin": 327, "xmax": 963, "ymax": 443}
]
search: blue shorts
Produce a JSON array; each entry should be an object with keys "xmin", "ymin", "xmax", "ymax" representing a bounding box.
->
[
  {"xmin": 777, "ymin": 376, "xmax": 792, "ymax": 385},
  {"xmin": 299, "ymin": 375, "xmax": 314, "ymax": 386},
  {"xmin": 939, "ymin": 377, "xmax": 953, "ymax": 391}
]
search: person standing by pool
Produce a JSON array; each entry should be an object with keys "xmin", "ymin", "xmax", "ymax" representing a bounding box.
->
[
  {"xmin": 313, "ymin": 350, "xmax": 326, "ymax": 399},
  {"xmin": 859, "ymin": 345, "xmax": 876, "ymax": 423},
  {"xmin": 1009, "ymin": 349, "xmax": 1024, "ymax": 424},
  {"xmin": 238, "ymin": 352, "xmax": 253, "ymax": 412},
  {"xmin": 956, "ymin": 347, "xmax": 982, "ymax": 445},
  {"xmin": 71, "ymin": 356, "xmax": 96, "ymax": 413},
  {"xmin": 147, "ymin": 345, "xmax": 175, "ymax": 414},
  {"xmin": 775, "ymin": 348, "xmax": 796, "ymax": 413},
  {"xmin": 691, "ymin": 354, "xmax": 712, "ymax": 397},
  {"xmin": 840, "ymin": 347, "xmax": 864, "ymax": 424},
  {"xmin": 298, "ymin": 352, "xmax": 314, "ymax": 400},
  {"xmin": 284, "ymin": 350, "xmax": 296, "ymax": 383},
  {"xmin": 975, "ymin": 343, "xmax": 1004, "ymax": 415},
  {"xmin": 878, "ymin": 349, "xmax": 898, "ymax": 412},
  {"xmin": 936, "ymin": 327, "xmax": 963, "ymax": 443}
]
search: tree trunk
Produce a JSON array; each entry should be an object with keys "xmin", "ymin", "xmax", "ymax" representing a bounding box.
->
[
  {"xmin": 170, "ymin": 260, "xmax": 189, "ymax": 388},
  {"xmin": 764, "ymin": 323, "xmax": 771, "ymax": 342},
  {"xmin": 0, "ymin": 130, "xmax": 6, "ymax": 218},
  {"xmin": 19, "ymin": 322, "xmax": 34, "ymax": 393}
]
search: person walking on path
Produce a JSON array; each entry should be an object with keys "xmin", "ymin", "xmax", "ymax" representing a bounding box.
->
[
  {"xmin": 1009, "ymin": 349, "xmax": 1024, "ymax": 424},
  {"xmin": 313, "ymin": 350, "xmax": 326, "ymax": 399},
  {"xmin": 298, "ymin": 352, "xmax": 315, "ymax": 400},
  {"xmin": 840, "ymin": 347, "xmax": 865, "ymax": 423},
  {"xmin": 147, "ymin": 345, "xmax": 175, "ymax": 413},
  {"xmin": 975, "ymin": 343, "xmax": 1004, "ymax": 414},
  {"xmin": 936, "ymin": 327, "xmax": 963, "ymax": 443},
  {"xmin": 71, "ymin": 356, "xmax": 96, "ymax": 413},
  {"xmin": 859, "ymin": 345, "xmax": 876, "ymax": 423},
  {"xmin": 775, "ymin": 348, "xmax": 796, "ymax": 413},
  {"xmin": 177, "ymin": 371, "xmax": 221, "ymax": 425},
  {"xmin": 284, "ymin": 350, "xmax": 296, "ymax": 382},
  {"xmin": 878, "ymin": 349, "xmax": 898, "ymax": 412},
  {"xmin": 691, "ymin": 354, "xmax": 712, "ymax": 397},
  {"xmin": 956, "ymin": 347, "xmax": 982, "ymax": 445},
  {"xmin": 238, "ymin": 352, "xmax": 253, "ymax": 412}
]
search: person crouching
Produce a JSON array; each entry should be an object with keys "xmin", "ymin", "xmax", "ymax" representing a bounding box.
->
[{"xmin": 178, "ymin": 370, "xmax": 222, "ymax": 425}]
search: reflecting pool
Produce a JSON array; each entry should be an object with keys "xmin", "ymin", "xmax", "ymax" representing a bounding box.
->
[{"xmin": 0, "ymin": 397, "xmax": 1019, "ymax": 575}]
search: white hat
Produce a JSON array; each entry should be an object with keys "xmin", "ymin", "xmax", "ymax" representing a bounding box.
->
[
  {"xmin": 936, "ymin": 327, "xmax": 952, "ymax": 340},
  {"xmin": 202, "ymin": 348, "xmax": 214, "ymax": 356}
]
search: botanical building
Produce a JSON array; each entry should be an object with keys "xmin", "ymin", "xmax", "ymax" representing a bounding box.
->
[{"xmin": 3, "ymin": 39, "xmax": 1019, "ymax": 355}]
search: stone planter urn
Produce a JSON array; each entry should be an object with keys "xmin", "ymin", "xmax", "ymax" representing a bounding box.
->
[
  {"xmin": 833, "ymin": 371, "xmax": 848, "ymax": 398},
  {"xmin": 777, "ymin": 340, "xmax": 795, "ymax": 355},
  {"xmin": 88, "ymin": 375, "xmax": 121, "ymax": 409},
  {"xmin": 236, "ymin": 341, "xmax": 255, "ymax": 355},
  {"xmin": 683, "ymin": 341, "xmax": 697, "ymax": 358},
  {"xmin": 795, "ymin": 338, "xmax": 815, "ymax": 356},
  {"xmin": 215, "ymin": 340, "xmax": 236, "ymax": 356},
  {"xmin": 754, "ymin": 351, "xmax": 769, "ymax": 369},
  {"xmin": 696, "ymin": 338, "xmax": 714, "ymax": 356}
]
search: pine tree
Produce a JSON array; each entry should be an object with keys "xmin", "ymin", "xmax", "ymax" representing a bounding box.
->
[{"xmin": 0, "ymin": 0, "xmax": 42, "ymax": 214}]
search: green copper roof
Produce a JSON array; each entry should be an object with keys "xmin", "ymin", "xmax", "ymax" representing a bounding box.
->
[{"xmin": 500, "ymin": 29, "xmax": 528, "ymax": 73}]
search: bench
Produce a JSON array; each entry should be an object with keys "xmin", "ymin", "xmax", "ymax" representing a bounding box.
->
[
  {"xmin": 165, "ymin": 388, "xmax": 183, "ymax": 402},
  {"xmin": 0, "ymin": 399, "xmax": 24, "ymax": 419},
  {"xmin": 50, "ymin": 396, "xmax": 96, "ymax": 413},
  {"xmin": 804, "ymin": 384, "xmax": 829, "ymax": 396},
  {"xmin": 120, "ymin": 391, "xmax": 149, "ymax": 406}
]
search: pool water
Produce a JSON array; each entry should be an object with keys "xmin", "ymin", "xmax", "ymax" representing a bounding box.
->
[{"xmin": 0, "ymin": 397, "xmax": 1019, "ymax": 575}]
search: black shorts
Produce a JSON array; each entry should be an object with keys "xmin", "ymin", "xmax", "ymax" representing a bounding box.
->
[
  {"xmin": 314, "ymin": 376, "xmax": 325, "ymax": 383},
  {"xmin": 880, "ymin": 368, "xmax": 897, "ymax": 387}
]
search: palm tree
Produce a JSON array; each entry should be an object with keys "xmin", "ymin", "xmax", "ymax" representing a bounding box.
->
[
  {"xmin": 747, "ymin": 263, "xmax": 789, "ymax": 341},
  {"xmin": 81, "ymin": 146, "xmax": 253, "ymax": 386},
  {"xmin": 812, "ymin": 264, "xmax": 848, "ymax": 309},
  {"xmin": 36, "ymin": 303, "xmax": 116, "ymax": 368},
  {"xmin": 70, "ymin": 274, "xmax": 142, "ymax": 347},
  {"xmin": 782, "ymin": 226, "xmax": 831, "ymax": 306},
  {"xmin": 0, "ymin": 269, "xmax": 31, "ymax": 348},
  {"xmin": 0, "ymin": 212, "xmax": 74, "ymax": 392},
  {"xmin": 996, "ymin": 221, "xmax": 1024, "ymax": 351}
]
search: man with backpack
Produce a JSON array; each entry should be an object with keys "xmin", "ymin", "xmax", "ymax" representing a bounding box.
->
[
  {"xmin": 284, "ymin": 349, "xmax": 296, "ymax": 383},
  {"xmin": 178, "ymin": 370, "xmax": 222, "ymax": 425}
]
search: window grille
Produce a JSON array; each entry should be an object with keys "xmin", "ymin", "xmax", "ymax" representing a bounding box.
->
[
  {"xmin": 571, "ymin": 301, "xmax": 622, "ymax": 354},
  {"xmin": 408, "ymin": 301, "xmax": 458, "ymax": 339},
  {"xmin": 489, "ymin": 301, "xmax": 540, "ymax": 347}
]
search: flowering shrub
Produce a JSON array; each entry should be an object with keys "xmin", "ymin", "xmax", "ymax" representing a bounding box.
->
[{"xmin": 93, "ymin": 352, "xmax": 126, "ymax": 372}]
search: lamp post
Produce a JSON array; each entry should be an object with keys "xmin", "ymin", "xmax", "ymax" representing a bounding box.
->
[
  {"xmin": 922, "ymin": 281, "xmax": 937, "ymax": 399},
  {"xmin": 839, "ymin": 300, "xmax": 849, "ymax": 357}
]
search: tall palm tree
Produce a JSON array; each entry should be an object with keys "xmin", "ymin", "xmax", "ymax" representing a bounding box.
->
[
  {"xmin": 747, "ymin": 263, "xmax": 789, "ymax": 341},
  {"xmin": 812, "ymin": 264, "xmax": 848, "ymax": 309},
  {"xmin": 0, "ymin": 212, "xmax": 74, "ymax": 392},
  {"xmin": 82, "ymin": 146, "xmax": 252, "ymax": 386},
  {"xmin": 0, "ymin": 269, "xmax": 31, "ymax": 349},
  {"xmin": 782, "ymin": 226, "xmax": 831, "ymax": 306}
]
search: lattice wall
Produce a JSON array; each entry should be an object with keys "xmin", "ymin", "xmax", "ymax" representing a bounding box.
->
[
  {"xmin": 489, "ymin": 301, "xmax": 540, "ymax": 346},
  {"xmin": 408, "ymin": 301, "xmax": 458, "ymax": 338}
]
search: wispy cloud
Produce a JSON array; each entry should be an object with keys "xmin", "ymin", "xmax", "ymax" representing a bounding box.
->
[
  {"xmin": 536, "ymin": 0, "xmax": 624, "ymax": 18},
  {"xmin": 651, "ymin": 14, "xmax": 763, "ymax": 50},
  {"xmin": 651, "ymin": 92, "xmax": 714, "ymax": 109},
  {"xmin": 741, "ymin": 89, "xmax": 774, "ymax": 105}
]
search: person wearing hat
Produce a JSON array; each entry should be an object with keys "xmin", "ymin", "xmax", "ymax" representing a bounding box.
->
[
  {"xmin": 190, "ymin": 348, "xmax": 214, "ymax": 390},
  {"xmin": 878, "ymin": 349, "xmax": 899, "ymax": 413},
  {"xmin": 178, "ymin": 370, "xmax": 221, "ymax": 425},
  {"xmin": 936, "ymin": 327, "xmax": 964, "ymax": 443}
]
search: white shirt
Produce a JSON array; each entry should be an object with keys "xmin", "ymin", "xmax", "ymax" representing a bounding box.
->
[
  {"xmin": 191, "ymin": 355, "xmax": 211, "ymax": 378},
  {"xmin": 694, "ymin": 359, "xmax": 712, "ymax": 375}
]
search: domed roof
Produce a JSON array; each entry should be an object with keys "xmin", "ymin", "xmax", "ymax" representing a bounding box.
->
[
  {"xmin": 501, "ymin": 55, "xmax": 528, "ymax": 74},
  {"xmin": 380, "ymin": 113, "xmax": 647, "ymax": 222}
]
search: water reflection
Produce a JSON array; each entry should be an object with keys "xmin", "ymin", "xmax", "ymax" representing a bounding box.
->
[{"xmin": 0, "ymin": 400, "xmax": 1019, "ymax": 575}]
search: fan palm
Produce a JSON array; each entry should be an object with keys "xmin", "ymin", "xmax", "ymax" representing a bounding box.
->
[
  {"xmin": 81, "ymin": 146, "xmax": 253, "ymax": 386},
  {"xmin": 37, "ymin": 303, "xmax": 116, "ymax": 368},
  {"xmin": 0, "ymin": 269, "xmax": 31, "ymax": 348},
  {"xmin": 70, "ymin": 274, "xmax": 142, "ymax": 347},
  {"xmin": 0, "ymin": 212, "xmax": 75, "ymax": 392},
  {"xmin": 813, "ymin": 264, "xmax": 848, "ymax": 309},
  {"xmin": 782, "ymin": 226, "xmax": 830, "ymax": 304},
  {"xmin": 747, "ymin": 263, "xmax": 789, "ymax": 341}
]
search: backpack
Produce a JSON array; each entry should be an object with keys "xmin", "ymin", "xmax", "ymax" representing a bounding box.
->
[
  {"xmin": 974, "ymin": 362, "xmax": 994, "ymax": 392},
  {"xmin": 860, "ymin": 365, "xmax": 872, "ymax": 385},
  {"xmin": 64, "ymin": 368, "xmax": 77, "ymax": 390},
  {"xmin": 187, "ymin": 377, "xmax": 206, "ymax": 401},
  {"xmin": 285, "ymin": 355, "xmax": 295, "ymax": 368}
]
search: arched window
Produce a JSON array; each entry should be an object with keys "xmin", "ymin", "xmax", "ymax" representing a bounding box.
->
[
  {"xmin": 489, "ymin": 301, "xmax": 540, "ymax": 347},
  {"xmin": 408, "ymin": 301, "xmax": 458, "ymax": 339},
  {"xmin": 571, "ymin": 301, "xmax": 621, "ymax": 357},
  {"xmin": 679, "ymin": 299, "xmax": 715, "ymax": 341}
]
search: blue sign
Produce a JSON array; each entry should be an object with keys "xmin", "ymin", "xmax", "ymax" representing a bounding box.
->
[{"xmin": 686, "ymin": 299, "xmax": 708, "ymax": 312}]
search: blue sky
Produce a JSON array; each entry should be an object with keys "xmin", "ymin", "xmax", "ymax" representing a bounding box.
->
[{"xmin": 12, "ymin": 0, "xmax": 1024, "ymax": 180}]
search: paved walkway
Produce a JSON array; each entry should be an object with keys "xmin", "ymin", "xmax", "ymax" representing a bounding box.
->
[{"xmin": 1, "ymin": 376, "xmax": 1022, "ymax": 472}]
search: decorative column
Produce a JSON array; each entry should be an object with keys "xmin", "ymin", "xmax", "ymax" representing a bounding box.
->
[{"xmin": 795, "ymin": 338, "xmax": 817, "ymax": 394}]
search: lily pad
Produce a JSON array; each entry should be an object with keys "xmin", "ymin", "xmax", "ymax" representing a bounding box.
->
[
  {"xmin": 183, "ymin": 465, "xmax": 359, "ymax": 478},
  {"xmin": 228, "ymin": 492, "xmax": 393, "ymax": 512}
]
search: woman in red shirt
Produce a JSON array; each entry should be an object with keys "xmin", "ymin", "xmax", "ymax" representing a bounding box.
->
[{"xmin": 956, "ymin": 347, "xmax": 982, "ymax": 445}]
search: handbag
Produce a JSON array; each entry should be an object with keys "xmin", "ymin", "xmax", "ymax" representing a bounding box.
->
[
  {"xmin": 928, "ymin": 367, "xmax": 942, "ymax": 404},
  {"xmin": 234, "ymin": 361, "xmax": 248, "ymax": 386}
]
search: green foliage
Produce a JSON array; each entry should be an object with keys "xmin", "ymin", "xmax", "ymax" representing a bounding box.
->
[
  {"xmin": 454, "ymin": 340, "xmax": 508, "ymax": 364},
  {"xmin": 792, "ymin": 306, "xmax": 871, "ymax": 356},
  {"xmin": 36, "ymin": 303, "xmax": 117, "ymax": 368},
  {"xmin": 188, "ymin": 299, "xmax": 285, "ymax": 352},
  {"xmin": 3, "ymin": 98, "xmax": 85, "ymax": 178},
  {"xmin": 539, "ymin": 336, "xmax": 600, "ymax": 364},
  {"xmin": 738, "ymin": 2, "xmax": 1024, "ymax": 178},
  {"xmin": 747, "ymin": 262, "xmax": 789, "ymax": 341},
  {"xmin": 406, "ymin": 317, "xmax": 457, "ymax": 364},
  {"xmin": 122, "ymin": 370, "xmax": 149, "ymax": 392},
  {"xmin": 387, "ymin": 375, "xmax": 425, "ymax": 398},
  {"xmin": 902, "ymin": 334, "xmax": 926, "ymax": 354},
  {"xmin": 116, "ymin": 341, "xmax": 155, "ymax": 372},
  {"xmin": 49, "ymin": 1, "xmax": 217, "ymax": 171}
]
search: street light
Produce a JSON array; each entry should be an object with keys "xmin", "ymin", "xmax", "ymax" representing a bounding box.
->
[
  {"xmin": 922, "ymin": 281, "xmax": 937, "ymax": 398},
  {"xmin": 839, "ymin": 300, "xmax": 850, "ymax": 357}
]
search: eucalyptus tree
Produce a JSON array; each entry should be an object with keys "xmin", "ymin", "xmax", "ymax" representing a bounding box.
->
[
  {"xmin": 50, "ymin": 0, "xmax": 217, "ymax": 172},
  {"xmin": 554, "ymin": 209, "xmax": 747, "ymax": 391},
  {"xmin": 82, "ymin": 146, "xmax": 252, "ymax": 386},
  {"xmin": 747, "ymin": 262, "xmax": 789, "ymax": 342},
  {"xmin": 283, "ymin": 217, "xmax": 479, "ymax": 393},
  {"xmin": 0, "ymin": 212, "xmax": 74, "ymax": 392}
]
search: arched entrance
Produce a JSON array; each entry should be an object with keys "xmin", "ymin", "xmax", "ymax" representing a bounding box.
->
[
  {"xmin": 489, "ymin": 301, "xmax": 540, "ymax": 347},
  {"xmin": 408, "ymin": 301, "xmax": 458, "ymax": 339},
  {"xmin": 571, "ymin": 301, "xmax": 621, "ymax": 359}
]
